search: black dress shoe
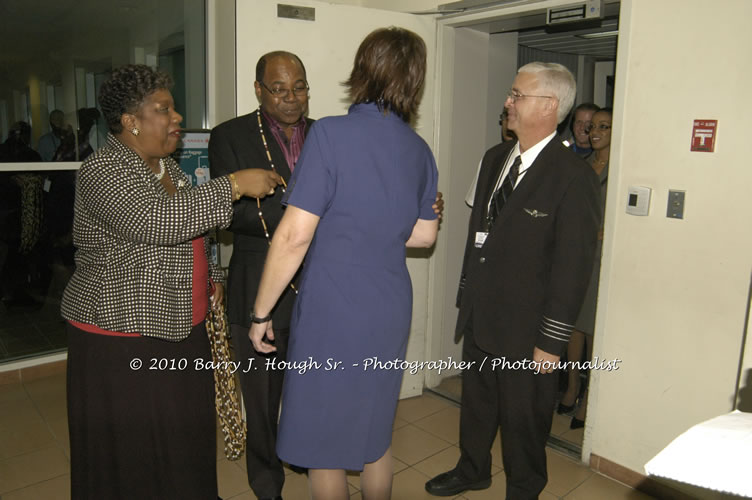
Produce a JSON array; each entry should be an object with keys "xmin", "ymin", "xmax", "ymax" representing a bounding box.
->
[
  {"xmin": 425, "ymin": 469, "xmax": 491, "ymax": 497},
  {"xmin": 258, "ymin": 497, "xmax": 282, "ymax": 500}
]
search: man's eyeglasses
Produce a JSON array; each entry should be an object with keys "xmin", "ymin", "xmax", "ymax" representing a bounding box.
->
[
  {"xmin": 586, "ymin": 123, "xmax": 612, "ymax": 133},
  {"xmin": 260, "ymin": 81, "xmax": 309, "ymax": 98},
  {"xmin": 506, "ymin": 90, "xmax": 553, "ymax": 103}
]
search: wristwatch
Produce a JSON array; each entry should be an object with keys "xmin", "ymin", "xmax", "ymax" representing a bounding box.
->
[{"xmin": 250, "ymin": 311, "xmax": 272, "ymax": 324}]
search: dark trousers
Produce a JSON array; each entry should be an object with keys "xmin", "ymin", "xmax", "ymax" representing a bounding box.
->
[
  {"xmin": 456, "ymin": 324, "xmax": 558, "ymax": 500},
  {"xmin": 231, "ymin": 323, "xmax": 290, "ymax": 498}
]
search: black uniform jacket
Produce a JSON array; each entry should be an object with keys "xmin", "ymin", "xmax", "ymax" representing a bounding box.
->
[{"xmin": 456, "ymin": 138, "xmax": 601, "ymax": 359}]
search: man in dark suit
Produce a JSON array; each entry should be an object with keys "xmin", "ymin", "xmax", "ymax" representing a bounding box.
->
[
  {"xmin": 426, "ymin": 62, "xmax": 601, "ymax": 499},
  {"xmin": 209, "ymin": 51, "xmax": 312, "ymax": 500}
]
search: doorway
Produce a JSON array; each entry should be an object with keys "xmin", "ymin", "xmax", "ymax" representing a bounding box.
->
[{"xmin": 428, "ymin": 1, "xmax": 619, "ymax": 459}]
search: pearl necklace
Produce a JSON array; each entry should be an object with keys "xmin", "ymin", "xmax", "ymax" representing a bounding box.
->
[
  {"xmin": 154, "ymin": 158, "xmax": 166, "ymax": 180},
  {"xmin": 256, "ymin": 109, "xmax": 297, "ymax": 295}
]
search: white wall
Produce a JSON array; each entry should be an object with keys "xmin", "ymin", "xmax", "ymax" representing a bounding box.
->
[
  {"xmin": 235, "ymin": 0, "xmax": 436, "ymax": 129},
  {"xmin": 739, "ymin": 290, "xmax": 752, "ymax": 411},
  {"xmin": 207, "ymin": 0, "xmax": 237, "ymax": 268},
  {"xmin": 585, "ymin": 0, "xmax": 752, "ymax": 477},
  {"xmin": 207, "ymin": 0, "xmax": 236, "ymax": 129},
  {"xmin": 485, "ymin": 32, "xmax": 517, "ymax": 150}
]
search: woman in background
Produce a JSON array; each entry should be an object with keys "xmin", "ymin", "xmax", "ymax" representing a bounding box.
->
[
  {"xmin": 558, "ymin": 108, "xmax": 612, "ymax": 428},
  {"xmin": 61, "ymin": 64, "xmax": 281, "ymax": 499},
  {"xmin": 249, "ymin": 27, "xmax": 439, "ymax": 500}
]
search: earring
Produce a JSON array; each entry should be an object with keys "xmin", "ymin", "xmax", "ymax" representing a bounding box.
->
[{"xmin": 131, "ymin": 127, "xmax": 140, "ymax": 136}]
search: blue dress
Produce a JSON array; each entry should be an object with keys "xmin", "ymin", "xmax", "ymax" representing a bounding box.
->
[{"xmin": 275, "ymin": 103, "xmax": 438, "ymax": 470}]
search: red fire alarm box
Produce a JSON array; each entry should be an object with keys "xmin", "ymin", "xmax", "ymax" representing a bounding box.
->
[{"xmin": 690, "ymin": 120, "xmax": 718, "ymax": 152}]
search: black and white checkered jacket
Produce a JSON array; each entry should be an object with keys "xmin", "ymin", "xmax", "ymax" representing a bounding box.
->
[{"xmin": 61, "ymin": 134, "xmax": 234, "ymax": 341}]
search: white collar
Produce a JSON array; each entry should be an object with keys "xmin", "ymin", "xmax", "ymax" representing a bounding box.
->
[{"xmin": 514, "ymin": 130, "xmax": 557, "ymax": 173}]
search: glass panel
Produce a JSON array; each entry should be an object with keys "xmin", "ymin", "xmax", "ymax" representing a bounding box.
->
[{"xmin": 0, "ymin": 0, "xmax": 206, "ymax": 363}]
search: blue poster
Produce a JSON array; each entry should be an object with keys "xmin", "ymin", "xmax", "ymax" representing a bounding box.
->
[
  {"xmin": 172, "ymin": 131, "xmax": 211, "ymax": 187},
  {"xmin": 171, "ymin": 130, "xmax": 220, "ymax": 266}
]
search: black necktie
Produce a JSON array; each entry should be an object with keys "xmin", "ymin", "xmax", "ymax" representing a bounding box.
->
[{"xmin": 487, "ymin": 155, "xmax": 521, "ymax": 229}]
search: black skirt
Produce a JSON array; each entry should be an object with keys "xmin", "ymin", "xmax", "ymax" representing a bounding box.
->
[{"xmin": 66, "ymin": 321, "xmax": 217, "ymax": 500}]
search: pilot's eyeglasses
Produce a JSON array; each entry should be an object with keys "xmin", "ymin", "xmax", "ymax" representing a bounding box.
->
[{"xmin": 506, "ymin": 90, "xmax": 553, "ymax": 103}]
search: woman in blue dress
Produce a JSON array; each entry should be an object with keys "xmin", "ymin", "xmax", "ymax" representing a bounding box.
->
[{"xmin": 249, "ymin": 27, "xmax": 439, "ymax": 500}]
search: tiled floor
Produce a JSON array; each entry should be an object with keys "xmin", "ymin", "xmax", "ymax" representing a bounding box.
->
[
  {"xmin": 434, "ymin": 374, "xmax": 587, "ymax": 449},
  {"xmin": 0, "ymin": 371, "xmax": 654, "ymax": 499}
]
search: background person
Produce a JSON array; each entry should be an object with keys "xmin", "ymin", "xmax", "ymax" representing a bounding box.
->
[
  {"xmin": 209, "ymin": 50, "xmax": 313, "ymax": 500},
  {"xmin": 567, "ymin": 102, "xmax": 599, "ymax": 157},
  {"xmin": 464, "ymin": 108, "xmax": 516, "ymax": 207},
  {"xmin": 60, "ymin": 63, "xmax": 281, "ymax": 499},
  {"xmin": 53, "ymin": 107, "xmax": 101, "ymax": 162},
  {"xmin": 0, "ymin": 121, "xmax": 41, "ymax": 162},
  {"xmin": 249, "ymin": 27, "xmax": 439, "ymax": 500},
  {"xmin": 559, "ymin": 108, "xmax": 612, "ymax": 428},
  {"xmin": 500, "ymin": 108, "xmax": 516, "ymax": 143},
  {"xmin": 37, "ymin": 109, "xmax": 66, "ymax": 161},
  {"xmin": 0, "ymin": 122, "xmax": 44, "ymax": 306}
]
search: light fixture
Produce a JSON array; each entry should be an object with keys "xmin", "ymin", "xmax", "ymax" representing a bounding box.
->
[{"xmin": 576, "ymin": 30, "xmax": 619, "ymax": 39}]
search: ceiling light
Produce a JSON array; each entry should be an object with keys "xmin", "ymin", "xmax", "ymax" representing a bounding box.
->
[{"xmin": 576, "ymin": 30, "xmax": 619, "ymax": 39}]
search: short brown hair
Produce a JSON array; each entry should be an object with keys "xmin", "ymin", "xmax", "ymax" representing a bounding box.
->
[{"xmin": 344, "ymin": 27, "xmax": 426, "ymax": 123}]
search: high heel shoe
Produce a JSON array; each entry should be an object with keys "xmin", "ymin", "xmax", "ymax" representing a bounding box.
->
[
  {"xmin": 570, "ymin": 417, "xmax": 585, "ymax": 429},
  {"xmin": 557, "ymin": 401, "xmax": 576, "ymax": 415}
]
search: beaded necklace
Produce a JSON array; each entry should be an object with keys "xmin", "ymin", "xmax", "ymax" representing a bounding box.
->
[{"xmin": 256, "ymin": 109, "xmax": 297, "ymax": 295}]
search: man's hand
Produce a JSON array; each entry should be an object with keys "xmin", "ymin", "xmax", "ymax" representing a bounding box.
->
[
  {"xmin": 532, "ymin": 347, "xmax": 560, "ymax": 375},
  {"xmin": 432, "ymin": 191, "xmax": 445, "ymax": 220},
  {"xmin": 233, "ymin": 168, "xmax": 284, "ymax": 199}
]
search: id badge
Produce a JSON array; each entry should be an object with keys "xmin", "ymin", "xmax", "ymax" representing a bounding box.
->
[{"xmin": 474, "ymin": 231, "xmax": 488, "ymax": 248}]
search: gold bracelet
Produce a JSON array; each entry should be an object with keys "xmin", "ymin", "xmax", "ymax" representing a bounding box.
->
[{"xmin": 228, "ymin": 173, "xmax": 241, "ymax": 201}]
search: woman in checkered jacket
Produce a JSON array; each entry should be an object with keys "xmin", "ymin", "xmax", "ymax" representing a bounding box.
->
[{"xmin": 60, "ymin": 64, "xmax": 279, "ymax": 499}]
